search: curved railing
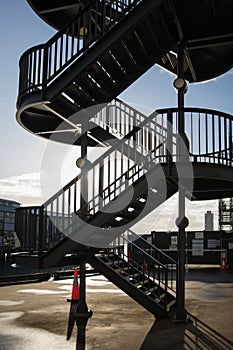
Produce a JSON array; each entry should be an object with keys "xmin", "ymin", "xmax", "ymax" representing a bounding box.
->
[
  {"xmin": 16, "ymin": 106, "xmax": 233, "ymax": 253},
  {"xmin": 157, "ymin": 107, "xmax": 233, "ymax": 167},
  {"xmin": 18, "ymin": 0, "xmax": 142, "ymax": 102}
]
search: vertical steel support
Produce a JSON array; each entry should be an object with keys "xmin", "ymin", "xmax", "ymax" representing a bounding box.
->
[
  {"xmin": 75, "ymin": 124, "xmax": 93, "ymax": 349},
  {"xmin": 176, "ymin": 44, "xmax": 188, "ymax": 321},
  {"xmin": 66, "ymin": 264, "xmax": 93, "ymax": 350},
  {"xmin": 80, "ymin": 122, "xmax": 88, "ymax": 219},
  {"xmin": 76, "ymin": 263, "xmax": 88, "ymax": 350},
  {"xmin": 38, "ymin": 205, "xmax": 44, "ymax": 257},
  {"xmin": 42, "ymin": 46, "xmax": 48, "ymax": 99},
  {"xmin": 99, "ymin": 158, "xmax": 104, "ymax": 211}
]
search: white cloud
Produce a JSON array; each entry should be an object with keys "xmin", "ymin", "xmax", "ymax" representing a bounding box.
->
[
  {"xmin": 0, "ymin": 173, "xmax": 42, "ymax": 205},
  {"xmin": 133, "ymin": 194, "xmax": 219, "ymax": 233}
]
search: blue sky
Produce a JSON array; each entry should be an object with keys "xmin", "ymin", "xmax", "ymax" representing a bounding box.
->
[{"xmin": 0, "ymin": 0, "xmax": 232, "ymax": 231}]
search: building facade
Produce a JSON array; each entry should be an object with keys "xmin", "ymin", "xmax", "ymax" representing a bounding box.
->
[{"xmin": 0, "ymin": 198, "xmax": 21, "ymax": 260}]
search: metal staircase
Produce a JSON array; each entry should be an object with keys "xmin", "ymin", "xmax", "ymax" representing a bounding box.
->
[
  {"xmin": 15, "ymin": 96, "xmax": 181, "ymax": 317},
  {"xmin": 16, "ymin": 100, "xmax": 179, "ymax": 267},
  {"xmin": 17, "ymin": 0, "xmax": 179, "ymax": 144},
  {"xmin": 17, "ymin": 0, "xmax": 233, "ymax": 142},
  {"xmin": 15, "ymin": 0, "xmax": 233, "ymax": 320},
  {"xmin": 89, "ymin": 232, "xmax": 177, "ymax": 318}
]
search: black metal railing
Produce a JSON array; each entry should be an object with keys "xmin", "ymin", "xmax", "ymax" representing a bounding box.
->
[
  {"xmin": 93, "ymin": 98, "xmax": 170, "ymax": 153},
  {"xmin": 100, "ymin": 232, "xmax": 177, "ymax": 309},
  {"xmin": 15, "ymin": 206, "xmax": 40, "ymax": 253},
  {"xmin": 15, "ymin": 101, "xmax": 168, "ymax": 253},
  {"xmin": 15, "ymin": 106, "xmax": 233, "ymax": 253},
  {"xmin": 158, "ymin": 107, "xmax": 233, "ymax": 167},
  {"xmin": 18, "ymin": 0, "xmax": 142, "ymax": 101},
  {"xmin": 38, "ymin": 111, "xmax": 167, "ymax": 251}
]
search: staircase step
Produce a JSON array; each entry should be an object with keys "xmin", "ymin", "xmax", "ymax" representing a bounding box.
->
[
  {"xmin": 88, "ymin": 62, "xmax": 116, "ymax": 91},
  {"xmin": 98, "ymin": 52, "xmax": 127, "ymax": 84},
  {"xmin": 154, "ymin": 293, "xmax": 166, "ymax": 304},
  {"xmin": 110, "ymin": 41, "xmax": 138, "ymax": 76},
  {"xmin": 145, "ymin": 287, "xmax": 158, "ymax": 295},
  {"xmin": 75, "ymin": 71, "xmax": 112, "ymax": 102},
  {"xmin": 63, "ymin": 83, "xmax": 95, "ymax": 107},
  {"xmin": 135, "ymin": 18, "xmax": 160, "ymax": 57},
  {"xmin": 166, "ymin": 299, "xmax": 176, "ymax": 311},
  {"xmin": 123, "ymin": 32, "xmax": 150, "ymax": 65},
  {"xmin": 49, "ymin": 94, "xmax": 79, "ymax": 117}
]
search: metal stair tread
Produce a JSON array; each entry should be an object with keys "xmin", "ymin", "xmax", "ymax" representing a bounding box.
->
[
  {"xmin": 98, "ymin": 52, "xmax": 127, "ymax": 83},
  {"xmin": 63, "ymin": 83, "xmax": 95, "ymax": 107}
]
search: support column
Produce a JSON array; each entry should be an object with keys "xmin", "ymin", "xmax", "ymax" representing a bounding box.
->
[
  {"xmin": 75, "ymin": 263, "xmax": 92, "ymax": 350},
  {"xmin": 80, "ymin": 124, "xmax": 88, "ymax": 219},
  {"xmin": 175, "ymin": 44, "xmax": 189, "ymax": 321},
  {"xmin": 66, "ymin": 264, "xmax": 93, "ymax": 350}
]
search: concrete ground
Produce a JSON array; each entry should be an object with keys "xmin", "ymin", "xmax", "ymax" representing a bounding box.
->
[{"xmin": 0, "ymin": 268, "xmax": 233, "ymax": 349}]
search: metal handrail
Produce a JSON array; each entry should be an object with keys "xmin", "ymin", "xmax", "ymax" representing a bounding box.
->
[
  {"xmin": 17, "ymin": 106, "xmax": 233, "ymax": 254},
  {"xmin": 157, "ymin": 107, "xmax": 233, "ymax": 167},
  {"xmin": 36, "ymin": 106, "xmax": 169, "ymax": 251},
  {"xmin": 101, "ymin": 232, "xmax": 177, "ymax": 306},
  {"xmin": 18, "ymin": 0, "xmax": 142, "ymax": 101},
  {"xmin": 128, "ymin": 229, "xmax": 177, "ymax": 265}
]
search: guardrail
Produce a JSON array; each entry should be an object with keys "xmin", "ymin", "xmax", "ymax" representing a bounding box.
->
[
  {"xmin": 157, "ymin": 107, "xmax": 233, "ymax": 167},
  {"xmin": 18, "ymin": 0, "xmax": 142, "ymax": 101},
  {"xmin": 15, "ymin": 107, "xmax": 233, "ymax": 253}
]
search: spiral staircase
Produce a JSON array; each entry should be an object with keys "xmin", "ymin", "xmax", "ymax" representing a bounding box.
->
[{"xmin": 15, "ymin": 0, "xmax": 233, "ymax": 319}]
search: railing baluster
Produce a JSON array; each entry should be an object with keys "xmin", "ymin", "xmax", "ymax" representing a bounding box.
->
[
  {"xmin": 218, "ymin": 115, "xmax": 222, "ymax": 164},
  {"xmin": 205, "ymin": 112, "xmax": 208, "ymax": 156},
  {"xmin": 62, "ymin": 191, "xmax": 65, "ymax": 233},
  {"xmin": 42, "ymin": 46, "xmax": 48, "ymax": 96},
  {"xmin": 20, "ymin": 105, "xmax": 233, "ymax": 254},
  {"xmin": 68, "ymin": 187, "xmax": 71, "ymax": 227},
  {"xmin": 65, "ymin": 33, "xmax": 69, "ymax": 64},
  {"xmin": 53, "ymin": 41, "xmax": 57, "ymax": 76},
  {"xmin": 224, "ymin": 117, "xmax": 228, "ymax": 162},
  {"xmin": 38, "ymin": 206, "xmax": 44, "ymax": 255},
  {"xmin": 229, "ymin": 120, "xmax": 232, "ymax": 164},
  {"xmin": 212, "ymin": 114, "xmax": 215, "ymax": 163}
]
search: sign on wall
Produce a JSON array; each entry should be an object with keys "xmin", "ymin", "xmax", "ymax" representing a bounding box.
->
[
  {"xmin": 207, "ymin": 239, "xmax": 220, "ymax": 249},
  {"xmin": 195, "ymin": 232, "xmax": 204, "ymax": 239},
  {"xmin": 192, "ymin": 239, "xmax": 204, "ymax": 256}
]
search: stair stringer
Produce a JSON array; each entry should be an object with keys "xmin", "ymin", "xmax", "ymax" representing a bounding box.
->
[
  {"xmin": 40, "ymin": 163, "xmax": 178, "ymax": 268},
  {"xmin": 89, "ymin": 254, "xmax": 169, "ymax": 319}
]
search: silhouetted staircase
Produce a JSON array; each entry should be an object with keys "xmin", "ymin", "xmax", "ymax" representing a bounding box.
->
[
  {"xmin": 17, "ymin": 0, "xmax": 181, "ymax": 145},
  {"xmin": 15, "ymin": 0, "xmax": 233, "ymax": 320},
  {"xmin": 89, "ymin": 233, "xmax": 177, "ymax": 318},
  {"xmin": 33, "ymin": 102, "xmax": 179, "ymax": 267}
]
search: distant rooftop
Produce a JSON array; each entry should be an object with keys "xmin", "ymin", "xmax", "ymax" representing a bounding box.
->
[{"xmin": 0, "ymin": 198, "xmax": 21, "ymax": 208}]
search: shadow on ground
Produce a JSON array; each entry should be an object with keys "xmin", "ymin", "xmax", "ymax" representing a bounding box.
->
[{"xmin": 140, "ymin": 313, "xmax": 233, "ymax": 350}]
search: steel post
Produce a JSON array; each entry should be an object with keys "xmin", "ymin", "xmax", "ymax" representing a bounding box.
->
[
  {"xmin": 175, "ymin": 44, "xmax": 188, "ymax": 321},
  {"xmin": 80, "ymin": 124, "xmax": 88, "ymax": 218},
  {"xmin": 76, "ymin": 263, "xmax": 88, "ymax": 350}
]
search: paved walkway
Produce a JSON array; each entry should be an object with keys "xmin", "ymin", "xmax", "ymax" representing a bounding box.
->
[{"xmin": 0, "ymin": 267, "xmax": 232, "ymax": 349}]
